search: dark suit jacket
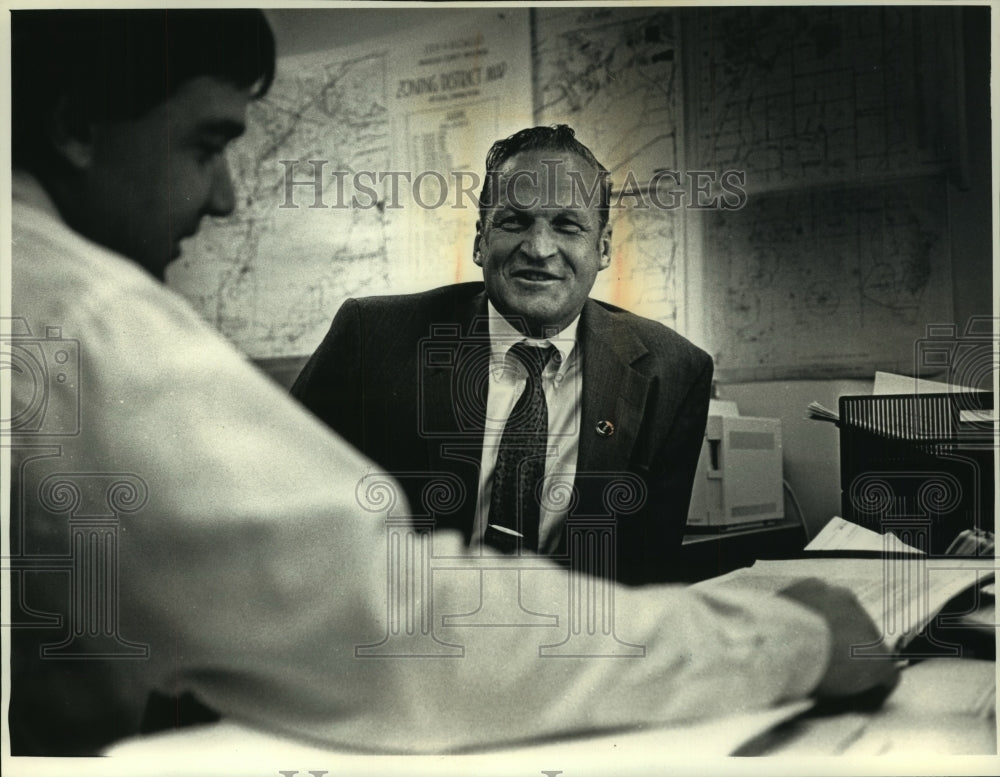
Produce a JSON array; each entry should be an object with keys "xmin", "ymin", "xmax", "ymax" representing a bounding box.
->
[{"xmin": 292, "ymin": 282, "xmax": 713, "ymax": 584}]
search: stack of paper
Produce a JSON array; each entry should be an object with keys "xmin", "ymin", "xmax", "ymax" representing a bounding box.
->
[
  {"xmin": 696, "ymin": 514, "xmax": 994, "ymax": 654},
  {"xmin": 805, "ymin": 400, "xmax": 839, "ymax": 423},
  {"xmin": 699, "ymin": 556, "xmax": 991, "ymax": 653},
  {"xmin": 805, "ymin": 516, "xmax": 924, "ymax": 554}
]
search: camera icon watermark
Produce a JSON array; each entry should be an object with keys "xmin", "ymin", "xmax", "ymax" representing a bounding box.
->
[
  {"xmin": 913, "ymin": 316, "xmax": 1000, "ymax": 412},
  {"xmin": 1, "ymin": 318, "xmax": 81, "ymax": 437},
  {"xmin": 418, "ymin": 322, "xmax": 493, "ymax": 438}
]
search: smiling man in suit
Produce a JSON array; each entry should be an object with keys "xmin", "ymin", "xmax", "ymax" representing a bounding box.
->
[{"xmin": 293, "ymin": 125, "xmax": 712, "ymax": 584}]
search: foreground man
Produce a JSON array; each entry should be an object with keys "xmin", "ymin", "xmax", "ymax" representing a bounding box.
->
[{"xmin": 8, "ymin": 8, "xmax": 897, "ymax": 757}]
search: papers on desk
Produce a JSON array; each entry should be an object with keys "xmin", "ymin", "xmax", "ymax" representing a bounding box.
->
[
  {"xmin": 805, "ymin": 515, "xmax": 925, "ymax": 554},
  {"xmin": 697, "ymin": 554, "xmax": 994, "ymax": 653}
]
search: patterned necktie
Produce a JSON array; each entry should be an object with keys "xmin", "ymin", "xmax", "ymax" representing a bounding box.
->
[{"xmin": 485, "ymin": 342, "xmax": 555, "ymax": 554}]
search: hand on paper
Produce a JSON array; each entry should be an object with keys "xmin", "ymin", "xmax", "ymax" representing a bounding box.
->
[{"xmin": 779, "ymin": 578, "xmax": 901, "ymax": 709}]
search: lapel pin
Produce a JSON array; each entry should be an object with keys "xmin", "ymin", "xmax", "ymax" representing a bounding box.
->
[{"xmin": 595, "ymin": 420, "xmax": 615, "ymax": 437}]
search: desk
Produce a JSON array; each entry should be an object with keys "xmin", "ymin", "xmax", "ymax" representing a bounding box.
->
[
  {"xmin": 678, "ymin": 515, "xmax": 806, "ymax": 582},
  {"xmin": 740, "ymin": 658, "xmax": 997, "ymax": 756}
]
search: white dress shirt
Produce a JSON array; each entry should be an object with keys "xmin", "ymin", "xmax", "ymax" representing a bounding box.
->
[{"xmin": 471, "ymin": 302, "xmax": 583, "ymax": 553}]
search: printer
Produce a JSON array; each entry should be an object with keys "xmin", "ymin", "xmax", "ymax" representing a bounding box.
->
[{"xmin": 686, "ymin": 400, "xmax": 784, "ymax": 529}]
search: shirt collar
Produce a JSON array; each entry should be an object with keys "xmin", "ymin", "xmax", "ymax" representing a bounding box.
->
[
  {"xmin": 13, "ymin": 169, "xmax": 61, "ymax": 217},
  {"xmin": 486, "ymin": 300, "xmax": 580, "ymax": 372}
]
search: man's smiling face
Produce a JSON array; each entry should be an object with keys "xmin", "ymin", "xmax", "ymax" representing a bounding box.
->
[{"xmin": 474, "ymin": 150, "xmax": 611, "ymax": 336}]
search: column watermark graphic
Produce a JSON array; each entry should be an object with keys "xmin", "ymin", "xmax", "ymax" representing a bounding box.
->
[
  {"xmin": 36, "ymin": 473, "xmax": 149, "ymax": 658},
  {"xmin": 539, "ymin": 474, "xmax": 646, "ymax": 657},
  {"xmin": 356, "ymin": 469, "xmax": 650, "ymax": 659},
  {"xmin": 354, "ymin": 472, "xmax": 464, "ymax": 657}
]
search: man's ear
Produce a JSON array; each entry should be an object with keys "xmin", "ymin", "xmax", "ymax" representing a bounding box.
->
[
  {"xmin": 49, "ymin": 94, "xmax": 97, "ymax": 171},
  {"xmin": 473, "ymin": 220, "xmax": 484, "ymax": 267},
  {"xmin": 598, "ymin": 224, "xmax": 612, "ymax": 270}
]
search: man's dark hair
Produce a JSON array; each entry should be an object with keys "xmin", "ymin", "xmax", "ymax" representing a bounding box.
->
[
  {"xmin": 477, "ymin": 125, "xmax": 611, "ymax": 229},
  {"xmin": 12, "ymin": 9, "xmax": 276, "ymax": 172}
]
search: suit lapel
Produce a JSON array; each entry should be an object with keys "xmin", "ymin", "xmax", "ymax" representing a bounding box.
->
[
  {"xmin": 577, "ymin": 300, "xmax": 652, "ymax": 477},
  {"xmin": 421, "ymin": 292, "xmax": 490, "ymax": 440},
  {"xmin": 421, "ymin": 292, "xmax": 490, "ymax": 538}
]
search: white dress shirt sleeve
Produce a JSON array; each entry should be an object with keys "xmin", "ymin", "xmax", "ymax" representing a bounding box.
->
[{"xmin": 10, "ymin": 182, "xmax": 831, "ymax": 754}]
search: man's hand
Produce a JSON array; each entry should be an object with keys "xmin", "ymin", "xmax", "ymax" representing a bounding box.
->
[{"xmin": 779, "ymin": 578, "xmax": 901, "ymax": 709}]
